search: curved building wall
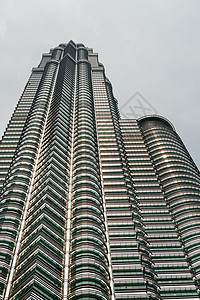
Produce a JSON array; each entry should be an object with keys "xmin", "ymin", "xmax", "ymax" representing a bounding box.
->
[
  {"xmin": 120, "ymin": 118, "xmax": 199, "ymax": 299},
  {"xmin": 139, "ymin": 116, "xmax": 200, "ymax": 292}
]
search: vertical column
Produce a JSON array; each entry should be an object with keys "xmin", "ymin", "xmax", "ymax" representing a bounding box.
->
[
  {"xmin": 67, "ymin": 46, "xmax": 111, "ymax": 300},
  {"xmin": 63, "ymin": 45, "xmax": 77, "ymax": 299}
]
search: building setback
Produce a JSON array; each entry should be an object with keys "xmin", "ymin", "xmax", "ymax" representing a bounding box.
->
[{"xmin": 0, "ymin": 40, "xmax": 200, "ymax": 299}]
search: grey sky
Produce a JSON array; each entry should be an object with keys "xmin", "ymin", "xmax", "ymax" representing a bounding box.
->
[{"xmin": 0, "ymin": 0, "xmax": 200, "ymax": 168}]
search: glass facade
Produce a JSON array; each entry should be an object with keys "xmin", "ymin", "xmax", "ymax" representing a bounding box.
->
[{"xmin": 0, "ymin": 41, "xmax": 200, "ymax": 299}]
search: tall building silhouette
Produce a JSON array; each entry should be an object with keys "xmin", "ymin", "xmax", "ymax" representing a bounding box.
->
[{"xmin": 0, "ymin": 40, "xmax": 200, "ymax": 299}]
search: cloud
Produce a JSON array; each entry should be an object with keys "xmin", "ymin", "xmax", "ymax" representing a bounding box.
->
[{"xmin": 0, "ymin": 0, "xmax": 199, "ymax": 167}]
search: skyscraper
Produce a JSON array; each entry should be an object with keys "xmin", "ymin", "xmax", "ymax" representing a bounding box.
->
[{"xmin": 0, "ymin": 40, "xmax": 200, "ymax": 300}]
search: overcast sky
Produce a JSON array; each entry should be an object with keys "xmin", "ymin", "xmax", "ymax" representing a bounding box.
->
[{"xmin": 0, "ymin": 0, "xmax": 200, "ymax": 168}]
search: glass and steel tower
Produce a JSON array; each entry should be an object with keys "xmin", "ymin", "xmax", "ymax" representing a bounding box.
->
[{"xmin": 0, "ymin": 40, "xmax": 200, "ymax": 300}]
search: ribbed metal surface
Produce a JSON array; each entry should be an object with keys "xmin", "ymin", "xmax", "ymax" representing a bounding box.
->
[
  {"xmin": 0, "ymin": 57, "xmax": 60, "ymax": 298},
  {"xmin": 139, "ymin": 116, "xmax": 200, "ymax": 298},
  {"xmin": 121, "ymin": 118, "xmax": 199, "ymax": 299},
  {"xmin": 9, "ymin": 49, "xmax": 76, "ymax": 299},
  {"xmin": 68, "ymin": 47, "xmax": 110, "ymax": 299},
  {"xmin": 0, "ymin": 42, "xmax": 200, "ymax": 300},
  {"xmin": 91, "ymin": 57, "xmax": 161, "ymax": 299},
  {"xmin": 0, "ymin": 70, "xmax": 43, "ymax": 193}
]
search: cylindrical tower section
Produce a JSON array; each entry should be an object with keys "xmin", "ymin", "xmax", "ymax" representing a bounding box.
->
[
  {"xmin": 77, "ymin": 45, "xmax": 88, "ymax": 61},
  {"xmin": 138, "ymin": 115, "xmax": 200, "ymax": 290},
  {"xmin": 68, "ymin": 49, "xmax": 111, "ymax": 299},
  {"xmin": 51, "ymin": 47, "xmax": 63, "ymax": 61}
]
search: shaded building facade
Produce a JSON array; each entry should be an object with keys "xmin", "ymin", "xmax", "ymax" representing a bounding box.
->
[{"xmin": 0, "ymin": 41, "xmax": 200, "ymax": 299}]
